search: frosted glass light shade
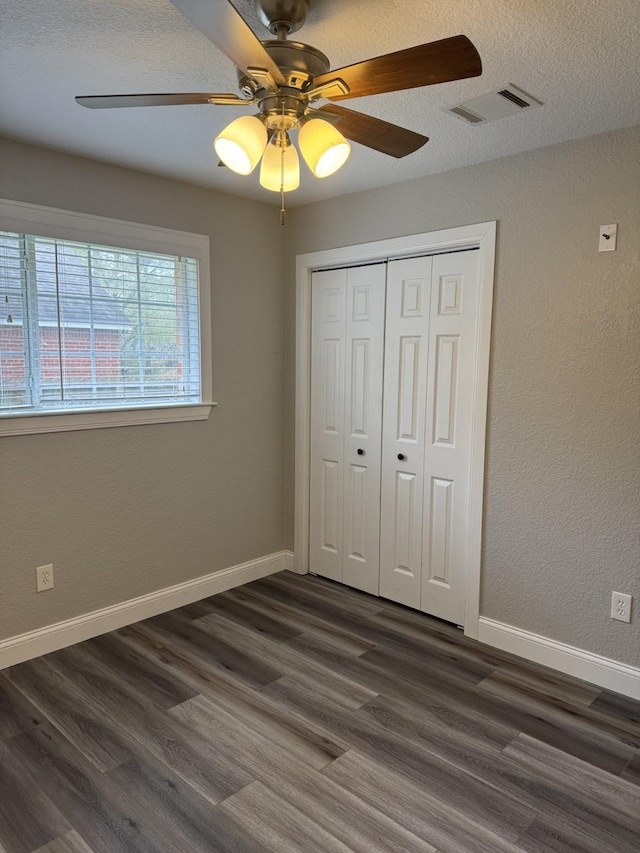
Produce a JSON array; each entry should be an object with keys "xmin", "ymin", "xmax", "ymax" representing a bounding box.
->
[
  {"xmin": 299, "ymin": 118, "xmax": 351, "ymax": 178},
  {"xmin": 214, "ymin": 115, "xmax": 268, "ymax": 175},
  {"xmin": 260, "ymin": 142, "xmax": 300, "ymax": 192}
]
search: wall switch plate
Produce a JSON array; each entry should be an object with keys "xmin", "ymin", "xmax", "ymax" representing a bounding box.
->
[
  {"xmin": 611, "ymin": 591, "xmax": 632, "ymax": 623},
  {"xmin": 36, "ymin": 564, "xmax": 54, "ymax": 592},
  {"xmin": 599, "ymin": 224, "xmax": 617, "ymax": 252}
]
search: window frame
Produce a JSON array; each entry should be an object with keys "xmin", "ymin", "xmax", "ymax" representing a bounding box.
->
[{"xmin": 0, "ymin": 199, "xmax": 214, "ymax": 437}]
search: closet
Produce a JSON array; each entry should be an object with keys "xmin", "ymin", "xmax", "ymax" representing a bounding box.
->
[{"xmin": 309, "ymin": 249, "xmax": 481, "ymax": 626}]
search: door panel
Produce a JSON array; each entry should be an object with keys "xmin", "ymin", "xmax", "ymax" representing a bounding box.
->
[
  {"xmin": 392, "ymin": 469, "xmax": 418, "ymax": 574},
  {"xmin": 397, "ymin": 336, "xmax": 421, "ymax": 440},
  {"xmin": 342, "ymin": 264, "xmax": 386, "ymax": 594},
  {"xmin": 310, "ymin": 264, "xmax": 385, "ymax": 592},
  {"xmin": 432, "ymin": 335, "xmax": 459, "ymax": 445},
  {"xmin": 310, "ymin": 269, "xmax": 347, "ymax": 581},
  {"xmin": 421, "ymin": 250, "xmax": 480, "ymax": 624},
  {"xmin": 320, "ymin": 459, "xmax": 341, "ymax": 554},
  {"xmin": 321, "ymin": 338, "xmax": 342, "ymax": 434},
  {"xmin": 346, "ymin": 462, "xmax": 367, "ymax": 560},
  {"xmin": 379, "ymin": 257, "xmax": 433, "ymax": 606},
  {"xmin": 426, "ymin": 476, "xmax": 454, "ymax": 585}
]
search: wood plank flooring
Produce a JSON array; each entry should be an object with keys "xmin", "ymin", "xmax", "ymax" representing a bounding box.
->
[{"xmin": 1, "ymin": 571, "xmax": 639, "ymax": 853}]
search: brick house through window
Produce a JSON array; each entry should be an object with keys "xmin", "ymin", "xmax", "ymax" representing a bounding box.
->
[{"xmin": 0, "ymin": 242, "xmax": 131, "ymax": 407}]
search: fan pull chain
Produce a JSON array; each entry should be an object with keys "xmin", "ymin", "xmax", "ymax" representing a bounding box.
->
[
  {"xmin": 279, "ymin": 101, "xmax": 286, "ymax": 225},
  {"xmin": 280, "ymin": 144, "xmax": 286, "ymax": 225}
]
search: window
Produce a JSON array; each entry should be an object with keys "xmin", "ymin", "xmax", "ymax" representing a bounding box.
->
[{"xmin": 0, "ymin": 200, "xmax": 213, "ymax": 435}]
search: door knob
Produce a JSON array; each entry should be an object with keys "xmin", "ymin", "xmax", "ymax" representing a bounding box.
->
[
  {"xmin": 397, "ymin": 453, "xmax": 406, "ymax": 461},
  {"xmin": 357, "ymin": 448, "xmax": 365, "ymax": 456}
]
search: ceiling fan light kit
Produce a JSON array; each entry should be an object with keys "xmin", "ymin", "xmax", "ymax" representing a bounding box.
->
[
  {"xmin": 76, "ymin": 0, "xmax": 482, "ymax": 207},
  {"xmin": 298, "ymin": 118, "xmax": 351, "ymax": 178},
  {"xmin": 260, "ymin": 134, "xmax": 301, "ymax": 191},
  {"xmin": 213, "ymin": 114, "xmax": 268, "ymax": 175}
]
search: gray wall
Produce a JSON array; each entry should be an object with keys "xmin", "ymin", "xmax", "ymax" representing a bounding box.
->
[
  {"xmin": 0, "ymin": 137, "xmax": 286, "ymax": 640},
  {"xmin": 2, "ymin": 127, "xmax": 639, "ymax": 670},
  {"xmin": 286, "ymin": 126, "xmax": 640, "ymax": 667}
]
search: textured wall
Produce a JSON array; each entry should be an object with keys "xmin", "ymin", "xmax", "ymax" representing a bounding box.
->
[
  {"xmin": 286, "ymin": 126, "xmax": 640, "ymax": 667},
  {"xmin": 0, "ymin": 137, "xmax": 286, "ymax": 640},
  {"xmin": 2, "ymin": 128, "xmax": 639, "ymax": 669}
]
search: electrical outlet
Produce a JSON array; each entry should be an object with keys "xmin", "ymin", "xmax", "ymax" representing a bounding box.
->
[
  {"xmin": 610, "ymin": 591, "xmax": 632, "ymax": 623},
  {"xmin": 36, "ymin": 564, "xmax": 54, "ymax": 592}
]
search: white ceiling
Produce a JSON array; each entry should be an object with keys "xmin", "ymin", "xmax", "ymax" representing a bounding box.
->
[{"xmin": 1, "ymin": 0, "xmax": 639, "ymax": 206}]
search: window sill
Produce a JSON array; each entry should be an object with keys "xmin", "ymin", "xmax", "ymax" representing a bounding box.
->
[{"xmin": 0, "ymin": 402, "xmax": 216, "ymax": 437}]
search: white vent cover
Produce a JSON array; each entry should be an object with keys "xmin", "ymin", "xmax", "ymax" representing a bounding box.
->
[{"xmin": 445, "ymin": 84, "xmax": 543, "ymax": 125}]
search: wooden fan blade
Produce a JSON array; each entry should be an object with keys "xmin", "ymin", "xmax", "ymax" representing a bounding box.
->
[
  {"xmin": 313, "ymin": 35, "xmax": 481, "ymax": 101},
  {"xmin": 170, "ymin": 0, "xmax": 285, "ymax": 86},
  {"xmin": 313, "ymin": 105, "xmax": 428, "ymax": 158},
  {"xmin": 75, "ymin": 93, "xmax": 249, "ymax": 109}
]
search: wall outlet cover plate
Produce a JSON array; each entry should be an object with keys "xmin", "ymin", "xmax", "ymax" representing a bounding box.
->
[
  {"xmin": 36, "ymin": 564, "xmax": 54, "ymax": 592},
  {"xmin": 611, "ymin": 591, "xmax": 632, "ymax": 623}
]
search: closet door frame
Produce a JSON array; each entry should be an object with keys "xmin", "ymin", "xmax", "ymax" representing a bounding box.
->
[{"xmin": 294, "ymin": 221, "xmax": 496, "ymax": 639}]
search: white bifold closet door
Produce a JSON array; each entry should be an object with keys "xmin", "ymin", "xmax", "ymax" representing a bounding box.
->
[
  {"xmin": 380, "ymin": 251, "xmax": 480, "ymax": 625},
  {"xmin": 421, "ymin": 251, "xmax": 479, "ymax": 624},
  {"xmin": 379, "ymin": 256, "xmax": 433, "ymax": 608},
  {"xmin": 309, "ymin": 249, "xmax": 481, "ymax": 627},
  {"xmin": 309, "ymin": 263, "xmax": 386, "ymax": 595}
]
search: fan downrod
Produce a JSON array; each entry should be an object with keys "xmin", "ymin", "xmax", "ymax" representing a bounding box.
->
[{"xmin": 256, "ymin": 0, "xmax": 310, "ymax": 36}]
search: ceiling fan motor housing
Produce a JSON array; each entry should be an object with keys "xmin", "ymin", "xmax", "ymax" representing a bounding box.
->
[
  {"xmin": 238, "ymin": 40, "xmax": 330, "ymax": 93},
  {"xmin": 256, "ymin": 0, "xmax": 310, "ymax": 35},
  {"xmin": 237, "ymin": 40, "xmax": 331, "ymax": 130}
]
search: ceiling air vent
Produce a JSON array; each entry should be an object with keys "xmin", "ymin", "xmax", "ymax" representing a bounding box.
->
[
  {"xmin": 448, "ymin": 106, "xmax": 484, "ymax": 124},
  {"xmin": 444, "ymin": 84, "xmax": 543, "ymax": 125}
]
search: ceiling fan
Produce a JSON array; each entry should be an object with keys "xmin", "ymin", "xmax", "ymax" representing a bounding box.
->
[{"xmin": 76, "ymin": 0, "xmax": 482, "ymax": 206}]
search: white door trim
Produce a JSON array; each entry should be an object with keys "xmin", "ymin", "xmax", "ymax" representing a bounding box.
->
[{"xmin": 294, "ymin": 221, "xmax": 497, "ymax": 636}]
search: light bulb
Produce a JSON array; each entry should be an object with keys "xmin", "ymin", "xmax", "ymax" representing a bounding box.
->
[
  {"xmin": 214, "ymin": 115, "xmax": 268, "ymax": 175},
  {"xmin": 260, "ymin": 140, "xmax": 300, "ymax": 192},
  {"xmin": 299, "ymin": 118, "xmax": 351, "ymax": 178}
]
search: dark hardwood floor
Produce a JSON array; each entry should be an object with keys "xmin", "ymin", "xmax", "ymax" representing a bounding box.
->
[{"xmin": 1, "ymin": 571, "xmax": 639, "ymax": 852}]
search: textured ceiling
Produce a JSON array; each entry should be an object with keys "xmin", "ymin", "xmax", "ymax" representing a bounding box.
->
[{"xmin": 1, "ymin": 0, "xmax": 639, "ymax": 206}]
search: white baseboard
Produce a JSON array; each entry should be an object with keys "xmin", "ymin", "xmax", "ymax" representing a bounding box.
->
[
  {"xmin": 0, "ymin": 550, "xmax": 290, "ymax": 671},
  {"xmin": 477, "ymin": 617, "xmax": 640, "ymax": 700},
  {"xmin": 282, "ymin": 550, "xmax": 297, "ymax": 573},
  {"xmin": 285, "ymin": 550, "xmax": 307, "ymax": 575}
]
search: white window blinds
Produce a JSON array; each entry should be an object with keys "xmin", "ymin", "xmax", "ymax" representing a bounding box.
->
[{"xmin": 0, "ymin": 232, "xmax": 201, "ymax": 414}]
